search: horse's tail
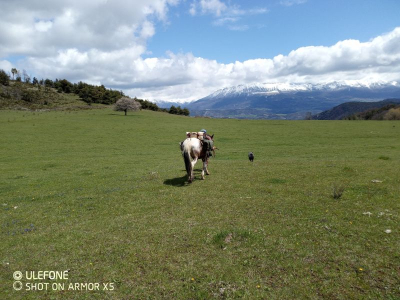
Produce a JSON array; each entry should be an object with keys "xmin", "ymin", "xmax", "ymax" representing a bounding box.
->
[
  {"xmin": 183, "ymin": 150, "xmax": 192, "ymax": 177},
  {"xmin": 182, "ymin": 139, "xmax": 193, "ymax": 182}
]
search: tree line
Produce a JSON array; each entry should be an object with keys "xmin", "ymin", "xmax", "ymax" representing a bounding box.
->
[{"xmin": 0, "ymin": 68, "xmax": 189, "ymax": 115}]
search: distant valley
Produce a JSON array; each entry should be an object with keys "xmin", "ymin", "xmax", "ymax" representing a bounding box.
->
[{"xmin": 158, "ymin": 81, "xmax": 400, "ymax": 119}]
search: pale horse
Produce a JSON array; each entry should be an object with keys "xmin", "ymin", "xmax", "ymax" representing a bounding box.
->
[{"xmin": 180, "ymin": 135, "xmax": 215, "ymax": 183}]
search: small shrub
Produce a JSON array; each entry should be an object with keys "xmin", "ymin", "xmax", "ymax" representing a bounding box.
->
[
  {"xmin": 378, "ymin": 156, "xmax": 390, "ymax": 160},
  {"xmin": 342, "ymin": 166, "xmax": 354, "ymax": 173},
  {"xmin": 268, "ymin": 178, "xmax": 286, "ymax": 184},
  {"xmin": 332, "ymin": 183, "xmax": 345, "ymax": 199},
  {"xmin": 21, "ymin": 90, "xmax": 41, "ymax": 103},
  {"xmin": 212, "ymin": 230, "xmax": 254, "ymax": 249},
  {"xmin": 384, "ymin": 107, "xmax": 400, "ymax": 120}
]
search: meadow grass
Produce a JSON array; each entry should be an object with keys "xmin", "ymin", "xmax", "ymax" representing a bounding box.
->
[{"xmin": 0, "ymin": 109, "xmax": 399, "ymax": 299}]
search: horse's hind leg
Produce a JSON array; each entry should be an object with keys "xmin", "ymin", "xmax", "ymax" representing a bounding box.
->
[
  {"xmin": 191, "ymin": 157, "xmax": 198, "ymax": 169},
  {"xmin": 188, "ymin": 157, "xmax": 197, "ymax": 182},
  {"xmin": 202, "ymin": 159, "xmax": 210, "ymax": 176},
  {"xmin": 201, "ymin": 160, "xmax": 208, "ymax": 179}
]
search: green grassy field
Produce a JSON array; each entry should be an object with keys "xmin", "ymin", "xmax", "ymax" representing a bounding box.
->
[{"xmin": 1, "ymin": 109, "xmax": 399, "ymax": 299}]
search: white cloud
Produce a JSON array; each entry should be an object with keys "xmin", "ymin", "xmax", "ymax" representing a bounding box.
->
[
  {"xmin": 280, "ymin": 0, "xmax": 307, "ymax": 7},
  {"xmin": 140, "ymin": 21, "xmax": 156, "ymax": 39},
  {"xmin": 247, "ymin": 8, "xmax": 269, "ymax": 15},
  {"xmin": 212, "ymin": 17, "xmax": 239, "ymax": 26},
  {"xmin": 1, "ymin": 0, "xmax": 399, "ymax": 104},
  {"xmin": 189, "ymin": 1, "xmax": 268, "ymax": 31},
  {"xmin": 271, "ymin": 29, "xmax": 400, "ymax": 77},
  {"xmin": 226, "ymin": 24, "xmax": 249, "ymax": 31},
  {"xmin": 189, "ymin": 3, "xmax": 197, "ymax": 16},
  {"xmin": 0, "ymin": 60, "xmax": 13, "ymax": 73},
  {"xmin": 123, "ymin": 27, "xmax": 400, "ymax": 102},
  {"xmin": 8, "ymin": 27, "xmax": 400, "ymax": 103},
  {"xmin": 191, "ymin": 0, "xmax": 268, "ymax": 18},
  {"xmin": 197, "ymin": 0, "xmax": 228, "ymax": 16},
  {"xmin": 0, "ymin": 0, "xmax": 177, "ymax": 57},
  {"xmin": 34, "ymin": 20, "xmax": 53, "ymax": 32}
]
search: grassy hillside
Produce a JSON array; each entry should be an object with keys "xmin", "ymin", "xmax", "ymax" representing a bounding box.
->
[
  {"xmin": 314, "ymin": 99, "xmax": 400, "ymax": 120},
  {"xmin": 347, "ymin": 104, "xmax": 400, "ymax": 120},
  {"xmin": 1, "ymin": 109, "xmax": 399, "ymax": 299},
  {"xmin": 0, "ymin": 81, "xmax": 102, "ymax": 110}
]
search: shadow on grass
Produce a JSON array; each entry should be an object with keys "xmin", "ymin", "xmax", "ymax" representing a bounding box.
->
[
  {"xmin": 163, "ymin": 175, "xmax": 188, "ymax": 187},
  {"xmin": 164, "ymin": 168, "xmax": 207, "ymax": 187}
]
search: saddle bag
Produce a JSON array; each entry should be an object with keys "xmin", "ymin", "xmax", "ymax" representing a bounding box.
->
[{"xmin": 186, "ymin": 131, "xmax": 205, "ymax": 140}]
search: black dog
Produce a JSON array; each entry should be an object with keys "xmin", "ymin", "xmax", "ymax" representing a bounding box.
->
[{"xmin": 248, "ymin": 152, "xmax": 254, "ymax": 162}]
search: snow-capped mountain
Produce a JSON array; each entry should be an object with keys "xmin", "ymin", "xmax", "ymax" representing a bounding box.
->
[
  {"xmin": 187, "ymin": 81, "xmax": 400, "ymax": 119},
  {"xmin": 197, "ymin": 81, "xmax": 398, "ymax": 100},
  {"xmin": 204, "ymin": 82, "xmax": 312, "ymax": 99}
]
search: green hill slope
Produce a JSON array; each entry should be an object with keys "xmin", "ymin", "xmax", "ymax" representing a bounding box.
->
[
  {"xmin": 347, "ymin": 103, "xmax": 400, "ymax": 120},
  {"xmin": 0, "ymin": 81, "xmax": 91, "ymax": 110},
  {"xmin": 313, "ymin": 99, "xmax": 400, "ymax": 120}
]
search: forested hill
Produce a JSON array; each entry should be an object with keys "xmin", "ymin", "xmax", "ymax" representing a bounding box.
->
[
  {"xmin": 0, "ymin": 70, "xmax": 125, "ymax": 109},
  {"xmin": 0, "ymin": 69, "xmax": 189, "ymax": 115},
  {"xmin": 313, "ymin": 99, "xmax": 400, "ymax": 120}
]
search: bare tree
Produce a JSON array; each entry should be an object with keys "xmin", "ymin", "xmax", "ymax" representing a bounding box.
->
[
  {"xmin": 114, "ymin": 97, "xmax": 141, "ymax": 115},
  {"xmin": 11, "ymin": 68, "xmax": 18, "ymax": 80},
  {"xmin": 22, "ymin": 69, "xmax": 31, "ymax": 83}
]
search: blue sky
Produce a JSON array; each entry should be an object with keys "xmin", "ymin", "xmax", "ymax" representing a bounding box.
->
[
  {"xmin": 147, "ymin": 0, "xmax": 400, "ymax": 62},
  {"xmin": 0, "ymin": 0, "xmax": 399, "ymax": 102}
]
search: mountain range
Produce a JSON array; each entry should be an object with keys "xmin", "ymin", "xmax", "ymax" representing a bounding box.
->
[{"xmin": 160, "ymin": 81, "xmax": 400, "ymax": 119}]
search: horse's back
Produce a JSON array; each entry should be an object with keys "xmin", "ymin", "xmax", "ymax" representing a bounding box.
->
[
  {"xmin": 182, "ymin": 138, "xmax": 201, "ymax": 155},
  {"xmin": 182, "ymin": 138, "xmax": 200, "ymax": 149}
]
